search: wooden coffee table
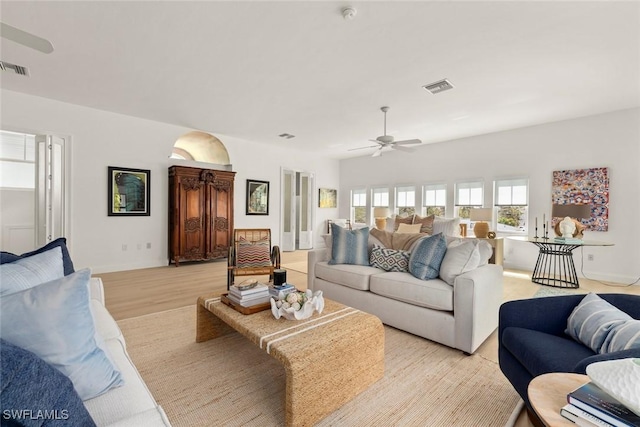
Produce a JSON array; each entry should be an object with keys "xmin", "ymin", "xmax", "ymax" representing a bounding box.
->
[
  {"xmin": 528, "ymin": 372, "xmax": 589, "ymax": 426},
  {"xmin": 196, "ymin": 293, "xmax": 385, "ymax": 427}
]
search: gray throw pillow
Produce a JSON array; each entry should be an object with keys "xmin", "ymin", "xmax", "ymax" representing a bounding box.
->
[
  {"xmin": 328, "ymin": 223, "xmax": 370, "ymax": 266},
  {"xmin": 408, "ymin": 233, "xmax": 447, "ymax": 280}
]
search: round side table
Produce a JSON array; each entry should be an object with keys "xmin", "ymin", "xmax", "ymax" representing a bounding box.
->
[{"xmin": 528, "ymin": 372, "xmax": 589, "ymax": 426}]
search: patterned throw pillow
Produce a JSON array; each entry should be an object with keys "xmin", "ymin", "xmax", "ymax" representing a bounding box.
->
[
  {"xmin": 566, "ymin": 293, "xmax": 640, "ymax": 354},
  {"xmin": 408, "ymin": 233, "xmax": 448, "ymax": 280},
  {"xmin": 393, "ymin": 215, "xmax": 414, "ymax": 232},
  {"xmin": 329, "ymin": 223, "xmax": 369, "ymax": 266},
  {"xmin": 236, "ymin": 237, "xmax": 271, "ymax": 268},
  {"xmin": 413, "ymin": 214, "xmax": 435, "ymax": 234},
  {"xmin": 370, "ymin": 245, "xmax": 410, "ymax": 272}
]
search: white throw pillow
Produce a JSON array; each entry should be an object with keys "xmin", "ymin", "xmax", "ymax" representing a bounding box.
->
[
  {"xmin": 439, "ymin": 240, "xmax": 482, "ymax": 285},
  {"xmin": 0, "ymin": 246, "xmax": 64, "ymax": 297},
  {"xmin": 396, "ymin": 223, "xmax": 422, "ymax": 234},
  {"xmin": 433, "ymin": 217, "xmax": 461, "ymax": 237}
]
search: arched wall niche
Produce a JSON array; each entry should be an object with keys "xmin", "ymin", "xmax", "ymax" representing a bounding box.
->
[{"xmin": 170, "ymin": 131, "xmax": 232, "ymax": 170}]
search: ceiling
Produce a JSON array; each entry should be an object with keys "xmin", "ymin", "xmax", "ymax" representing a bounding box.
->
[{"xmin": 1, "ymin": 1, "xmax": 639, "ymax": 159}]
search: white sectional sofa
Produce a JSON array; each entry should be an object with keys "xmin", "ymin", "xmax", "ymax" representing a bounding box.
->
[
  {"xmin": 308, "ymin": 237, "xmax": 503, "ymax": 354},
  {"xmin": 85, "ymin": 277, "xmax": 172, "ymax": 426}
]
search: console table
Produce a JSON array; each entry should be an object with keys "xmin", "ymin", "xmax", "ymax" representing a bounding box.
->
[{"xmin": 509, "ymin": 237, "xmax": 613, "ymax": 289}]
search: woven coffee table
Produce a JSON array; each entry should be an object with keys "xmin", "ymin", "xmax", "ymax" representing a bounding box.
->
[{"xmin": 196, "ymin": 293, "xmax": 385, "ymax": 427}]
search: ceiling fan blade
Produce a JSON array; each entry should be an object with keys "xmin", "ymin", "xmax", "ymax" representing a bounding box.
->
[
  {"xmin": 395, "ymin": 139, "xmax": 422, "ymax": 146},
  {"xmin": 348, "ymin": 145, "xmax": 379, "ymax": 152},
  {"xmin": 372, "ymin": 148, "xmax": 383, "ymax": 157},
  {"xmin": 391, "ymin": 145, "xmax": 415, "ymax": 153},
  {"xmin": 0, "ymin": 22, "xmax": 54, "ymax": 54}
]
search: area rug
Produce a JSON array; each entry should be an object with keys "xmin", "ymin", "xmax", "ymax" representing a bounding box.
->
[
  {"xmin": 532, "ymin": 286, "xmax": 586, "ymax": 298},
  {"xmin": 118, "ymin": 306, "xmax": 520, "ymax": 426}
]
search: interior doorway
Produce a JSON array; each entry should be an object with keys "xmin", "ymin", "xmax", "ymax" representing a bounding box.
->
[
  {"xmin": 0, "ymin": 130, "xmax": 67, "ymax": 253},
  {"xmin": 281, "ymin": 168, "xmax": 314, "ymax": 252}
]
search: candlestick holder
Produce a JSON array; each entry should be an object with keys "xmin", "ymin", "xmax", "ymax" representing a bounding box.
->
[{"xmin": 534, "ymin": 226, "xmax": 539, "ymax": 239}]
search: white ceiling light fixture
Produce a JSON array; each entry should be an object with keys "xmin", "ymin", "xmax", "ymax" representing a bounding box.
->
[
  {"xmin": 349, "ymin": 106, "xmax": 422, "ymax": 157},
  {"xmin": 342, "ymin": 7, "xmax": 357, "ymax": 21},
  {"xmin": 423, "ymin": 78, "xmax": 455, "ymax": 95}
]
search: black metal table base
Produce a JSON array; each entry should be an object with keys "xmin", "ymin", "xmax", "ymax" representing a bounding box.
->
[{"xmin": 531, "ymin": 242, "xmax": 581, "ymax": 288}]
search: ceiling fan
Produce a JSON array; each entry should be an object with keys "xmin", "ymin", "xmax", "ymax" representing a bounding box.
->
[
  {"xmin": 349, "ymin": 106, "xmax": 421, "ymax": 157},
  {"xmin": 0, "ymin": 22, "xmax": 54, "ymax": 54}
]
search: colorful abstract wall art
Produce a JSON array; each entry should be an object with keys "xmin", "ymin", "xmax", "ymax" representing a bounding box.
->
[{"xmin": 552, "ymin": 167, "xmax": 609, "ymax": 231}]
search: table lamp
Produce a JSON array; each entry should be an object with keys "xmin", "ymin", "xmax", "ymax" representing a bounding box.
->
[
  {"xmin": 373, "ymin": 207, "xmax": 390, "ymax": 230},
  {"xmin": 470, "ymin": 208, "xmax": 493, "ymax": 238},
  {"xmin": 552, "ymin": 204, "xmax": 591, "ymax": 239}
]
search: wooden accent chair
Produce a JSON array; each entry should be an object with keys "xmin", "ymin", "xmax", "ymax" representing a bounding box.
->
[
  {"xmin": 326, "ymin": 219, "xmax": 352, "ymax": 234},
  {"xmin": 227, "ymin": 229, "xmax": 281, "ymax": 290}
]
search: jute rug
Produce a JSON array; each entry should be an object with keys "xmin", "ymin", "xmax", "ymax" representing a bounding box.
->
[{"xmin": 118, "ymin": 306, "xmax": 520, "ymax": 426}]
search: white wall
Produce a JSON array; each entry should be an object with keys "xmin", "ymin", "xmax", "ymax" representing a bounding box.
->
[
  {"xmin": 0, "ymin": 189, "xmax": 35, "ymax": 254},
  {"xmin": 1, "ymin": 89, "xmax": 340, "ymax": 273},
  {"xmin": 339, "ymin": 108, "xmax": 640, "ymax": 284}
]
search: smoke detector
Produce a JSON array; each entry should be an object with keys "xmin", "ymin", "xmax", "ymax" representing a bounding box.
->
[{"xmin": 342, "ymin": 7, "xmax": 357, "ymax": 20}]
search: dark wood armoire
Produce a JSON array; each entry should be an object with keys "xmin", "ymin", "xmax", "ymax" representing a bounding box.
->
[{"xmin": 168, "ymin": 166, "xmax": 235, "ymax": 266}]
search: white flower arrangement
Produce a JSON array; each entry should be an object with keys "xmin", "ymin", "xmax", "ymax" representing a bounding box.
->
[{"xmin": 271, "ymin": 289, "xmax": 324, "ymax": 320}]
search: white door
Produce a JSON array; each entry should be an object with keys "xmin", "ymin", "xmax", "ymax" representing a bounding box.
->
[
  {"xmin": 297, "ymin": 172, "xmax": 313, "ymax": 249},
  {"xmin": 35, "ymin": 135, "xmax": 66, "ymax": 246},
  {"xmin": 281, "ymin": 168, "xmax": 296, "ymax": 252}
]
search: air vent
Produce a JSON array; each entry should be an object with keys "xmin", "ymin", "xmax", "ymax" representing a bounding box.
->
[
  {"xmin": 0, "ymin": 61, "xmax": 29, "ymax": 76},
  {"xmin": 278, "ymin": 133, "xmax": 295, "ymax": 139},
  {"xmin": 422, "ymin": 78, "xmax": 454, "ymax": 94}
]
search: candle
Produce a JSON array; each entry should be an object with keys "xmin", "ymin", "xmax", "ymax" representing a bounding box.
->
[
  {"xmin": 543, "ymin": 213, "xmax": 546, "ymax": 224},
  {"xmin": 535, "ymin": 217, "xmax": 538, "ymax": 228}
]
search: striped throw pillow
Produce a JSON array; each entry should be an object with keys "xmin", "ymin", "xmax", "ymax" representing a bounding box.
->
[
  {"xmin": 236, "ymin": 237, "xmax": 271, "ymax": 268},
  {"xmin": 408, "ymin": 233, "xmax": 447, "ymax": 280},
  {"xmin": 566, "ymin": 293, "xmax": 640, "ymax": 354},
  {"xmin": 328, "ymin": 224, "xmax": 369, "ymax": 266}
]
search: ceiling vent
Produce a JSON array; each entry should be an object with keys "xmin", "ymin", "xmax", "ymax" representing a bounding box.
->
[
  {"xmin": 278, "ymin": 133, "xmax": 295, "ymax": 139},
  {"xmin": 0, "ymin": 61, "xmax": 29, "ymax": 76},
  {"xmin": 423, "ymin": 79, "xmax": 454, "ymax": 94}
]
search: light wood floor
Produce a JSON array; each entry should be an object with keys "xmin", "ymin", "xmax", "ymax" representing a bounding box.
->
[{"xmin": 97, "ymin": 250, "xmax": 639, "ymax": 321}]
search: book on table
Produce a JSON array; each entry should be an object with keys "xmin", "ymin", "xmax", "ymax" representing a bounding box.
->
[
  {"xmin": 567, "ymin": 382, "xmax": 640, "ymax": 427},
  {"xmin": 229, "ymin": 283, "xmax": 269, "ymax": 298},
  {"xmin": 561, "ymin": 403, "xmax": 615, "ymax": 427},
  {"xmin": 269, "ymin": 283, "xmax": 295, "ymax": 298},
  {"xmin": 225, "ymin": 291, "xmax": 271, "ymax": 307}
]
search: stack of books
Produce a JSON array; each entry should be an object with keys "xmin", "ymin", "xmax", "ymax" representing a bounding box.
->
[
  {"xmin": 562, "ymin": 382, "xmax": 640, "ymax": 427},
  {"xmin": 554, "ymin": 236, "xmax": 584, "ymax": 244},
  {"xmin": 269, "ymin": 283, "xmax": 295, "ymax": 299},
  {"xmin": 226, "ymin": 283, "xmax": 270, "ymax": 307}
]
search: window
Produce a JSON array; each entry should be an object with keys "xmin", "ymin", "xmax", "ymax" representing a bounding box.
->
[
  {"xmin": 395, "ymin": 186, "xmax": 415, "ymax": 217},
  {"xmin": 351, "ymin": 188, "xmax": 367, "ymax": 225},
  {"xmin": 495, "ymin": 178, "xmax": 528, "ymax": 234},
  {"xmin": 423, "ymin": 183, "xmax": 446, "ymax": 217},
  {"xmin": 455, "ymin": 181, "xmax": 483, "ymax": 231},
  {"xmin": 0, "ymin": 130, "xmax": 36, "ymax": 189},
  {"xmin": 371, "ymin": 187, "xmax": 389, "ymax": 220}
]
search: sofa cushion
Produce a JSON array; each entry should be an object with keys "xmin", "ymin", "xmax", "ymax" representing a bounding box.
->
[
  {"xmin": 566, "ymin": 292, "xmax": 640, "ymax": 354},
  {"xmin": 439, "ymin": 239, "xmax": 482, "ymax": 286},
  {"xmin": 413, "ymin": 214, "xmax": 435, "ymax": 234},
  {"xmin": 0, "ymin": 269, "xmax": 124, "ymax": 400},
  {"xmin": 408, "ymin": 233, "xmax": 447, "ymax": 280},
  {"xmin": 329, "ymin": 223, "xmax": 370, "ymax": 266},
  {"xmin": 1, "ymin": 237, "xmax": 75, "ymax": 276},
  {"xmin": 0, "ymin": 339, "xmax": 97, "ymax": 426},
  {"xmin": 370, "ymin": 272, "xmax": 454, "ymax": 311},
  {"xmin": 92, "ymin": 299, "xmax": 125, "ymax": 343},
  {"xmin": 369, "ymin": 245, "xmax": 410, "ymax": 272},
  {"xmin": 396, "ymin": 223, "xmax": 422, "ymax": 234},
  {"xmin": 315, "ymin": 261, "xmax": 381, "ymax": 291},
  {"xmin": 502, "ymin": 327, "xmax": 595, "ymax": 376},
  {"xmin": 0, "ymin": 246, "xmax": 64, "ymax": 297}
]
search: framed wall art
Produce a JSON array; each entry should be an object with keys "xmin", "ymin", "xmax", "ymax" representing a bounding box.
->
[
  {"xmin": 319, "ymin": 188, "xmax": 337, "ymax": 208},
  {"xmin": 551, "ymin": 167, "xmax": 609, "ymax": 231},
  {"xmin": 246, "ymin": 179, "xmax": 269, "ymax": 215},
  {"xmin": 108, "ymin": 166, "xmax": 151, "ymax": 216}
]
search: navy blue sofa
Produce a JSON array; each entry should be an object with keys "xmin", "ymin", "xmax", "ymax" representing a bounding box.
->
[{"xmin": 499, "ymin": 293, "xmax": 640, "ymax": 421}]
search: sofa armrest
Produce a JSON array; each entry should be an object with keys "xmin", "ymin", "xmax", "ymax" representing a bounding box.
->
[
  {"xmin": 574, "ymin": 348, "xmax": 640, "ymax": 373},
  {"xmin": 90, "ymin": 277, "xmax": 105, "ymax": 305},
  {"xmin": 307, "ymin": 249, "xmax": 329, "ymax": 291},
  {"xmin": 453, "ymin": 264, "xmax": 503, "ymax": 354}
]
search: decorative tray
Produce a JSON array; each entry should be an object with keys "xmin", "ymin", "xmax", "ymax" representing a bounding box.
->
[{"xmin": 220, "ymin": 293, "xmax": 271, "ymax": 315}]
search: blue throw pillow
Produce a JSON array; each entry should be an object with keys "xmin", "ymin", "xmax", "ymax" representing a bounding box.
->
[
  {"xmin": 0, "ymin": 237, "xmax": 75, "ymax": 276},
  {"xmin": 0, "ymin": 339, "xmax": 97, "ymax": 426},
  {"xmin": 566, "ymin": 292, "xmax": 640, "ymax": 354},
  {"xmin": 0, "ymin": 246, "xmax": 65, "ymax": 297},
  {"xmin": 408, "ymin": 233, "xmax": 447, "ymax": 280},
  {"xmin": 329, "ymin": 223, "xmax": 370, "ymax": 266},
  {"xmin": 0, "ymin": 269, "xmax": 123, "ymax": 400}
]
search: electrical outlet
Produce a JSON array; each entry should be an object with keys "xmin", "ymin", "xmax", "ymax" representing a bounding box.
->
[
  {"xmin": 146, "ymin": 242, "xmax": 151, "ymax": 249},
  {"xmin": 587, "ymin": 254, "xmax": 594, "ymax": 261}
]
